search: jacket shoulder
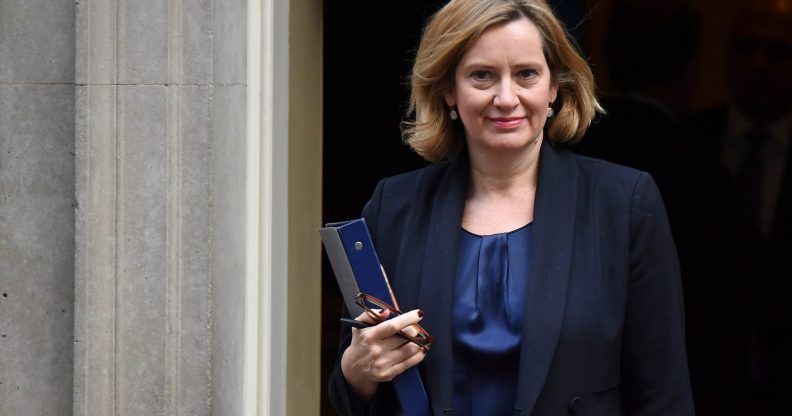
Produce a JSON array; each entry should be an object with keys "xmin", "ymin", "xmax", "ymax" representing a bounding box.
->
[
  {"xmin": 361, "ymin": 160, "xmax": 454, "ymax": 238},
  {"xmin": 379, "ymin": 160, "xmax": 453, "ymax": 194},
  {"xmin": 370, "ymin": 160, "xmax": 454, "ymax": 213},
  {"xmin": 567, "ymin": 150, "xmax": 664, "ymax": 212}
]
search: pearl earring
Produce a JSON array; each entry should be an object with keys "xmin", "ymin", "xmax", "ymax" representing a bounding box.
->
[
  {"xmin": 450, "ymin": 106, "xmax": 458, "ymax": 121},
  {"xmin": 547, "ymin": 106, "xmax": 554, "ymax": 118}
]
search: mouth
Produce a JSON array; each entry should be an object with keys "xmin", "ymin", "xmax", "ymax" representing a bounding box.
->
[{"xmin": 488, "ymin": 117, "xmax": 524, "ymax": 128}]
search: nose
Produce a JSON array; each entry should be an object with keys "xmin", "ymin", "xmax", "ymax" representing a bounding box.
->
[{"xmin": 493, "ymin": 79, "xmax": 519, "ymax": 109}]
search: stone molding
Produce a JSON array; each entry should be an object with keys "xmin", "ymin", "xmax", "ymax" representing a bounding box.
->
[{"xmin": 74, "ymin": 1, "xmax": 218, "ymax": 415}]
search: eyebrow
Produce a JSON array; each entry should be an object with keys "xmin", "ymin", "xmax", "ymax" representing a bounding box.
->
[{"xmin": 460, "ymin": 60, "xmax": 544, "ymax": 70}]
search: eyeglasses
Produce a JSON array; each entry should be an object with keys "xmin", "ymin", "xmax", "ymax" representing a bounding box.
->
[{"xmin": 354, "ymin": 292, "xmax": 434, "ymax": 350}]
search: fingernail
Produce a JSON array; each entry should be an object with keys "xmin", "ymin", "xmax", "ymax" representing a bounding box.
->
[{"xmin": 417, "ymin": 310, "xmax": 424, "ymax": 318}]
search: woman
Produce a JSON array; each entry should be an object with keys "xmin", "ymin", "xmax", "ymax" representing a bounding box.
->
[{"xmin": 329, "ymin": 0, "xmax": 694, "ymax": 414}]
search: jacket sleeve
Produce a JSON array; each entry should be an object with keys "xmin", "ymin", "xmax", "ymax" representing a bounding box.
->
[
  {"xmin": 621, "ymin": 172, "xmax": 695, "ymax": 415},
  {"xmin": 327, "ymin": 179, "xmax": 387, "ymax": 416}
]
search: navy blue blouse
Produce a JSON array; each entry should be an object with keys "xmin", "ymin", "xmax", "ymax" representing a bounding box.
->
[{"xmin": 452, "ymin": 224, "xmax": 532, "ymax": 415}]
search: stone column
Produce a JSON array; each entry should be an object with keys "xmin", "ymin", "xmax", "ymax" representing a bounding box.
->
[
  {"xmin": 73, "ymin": 0, "xmax": 245, "ymax": 414},
  {"xmin": 0, "ymin": 1, "xmax": 76, "ymax": 415}
]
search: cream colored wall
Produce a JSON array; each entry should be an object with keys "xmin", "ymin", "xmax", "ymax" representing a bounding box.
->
[{"xmin": 287, "ymin": 0, "xmax": 323, "ymax": 414}]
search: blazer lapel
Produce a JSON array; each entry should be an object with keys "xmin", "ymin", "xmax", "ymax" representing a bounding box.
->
[
  {"xmin": 411, "ymin": 155, "xmax": 468, "ymax": 414},
  {"xmin": 514, "ymin": 141, "xmax": 578, "ymax": 413}
]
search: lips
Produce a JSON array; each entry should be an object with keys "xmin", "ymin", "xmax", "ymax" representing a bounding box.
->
[{"xmin": 488, "ymin": 117, "xmax": 524, "ymax": 128}]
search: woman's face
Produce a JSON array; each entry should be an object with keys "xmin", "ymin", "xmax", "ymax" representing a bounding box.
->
[{"xmin": 445, "ymin": 17, "xmax": 558, "ymax": 156}]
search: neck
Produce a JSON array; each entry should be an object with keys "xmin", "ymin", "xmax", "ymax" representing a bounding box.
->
[
  {"xmin": 467, "ymin": 137, "xmax": 542, "ymax": 199},
  {"xmin": 461, "ymin": 136, "xmax": 542, "ymax": 234}
]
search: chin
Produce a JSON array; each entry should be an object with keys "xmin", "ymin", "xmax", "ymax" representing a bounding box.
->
[{"xmin": 476, "ymin": 137, "xmax": 541, "ymax": 154}]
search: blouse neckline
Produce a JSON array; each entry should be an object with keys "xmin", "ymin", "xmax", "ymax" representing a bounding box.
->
[{"xmin": 461, "ymin": 222, "xmax": 533, "ymax": 238}]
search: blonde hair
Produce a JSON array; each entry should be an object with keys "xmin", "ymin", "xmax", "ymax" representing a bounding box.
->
[{"xmin": 403, "ymin": 0, "xmax": 603, "ymax": 162}]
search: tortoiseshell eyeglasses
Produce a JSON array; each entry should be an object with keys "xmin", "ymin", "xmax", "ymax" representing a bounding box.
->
[{"xmin": 354, "ymin": 292, "xmax": 434, "ymax": 350}]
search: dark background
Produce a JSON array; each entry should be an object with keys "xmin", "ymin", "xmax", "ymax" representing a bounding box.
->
[{"xmin": 322, "ymin": 1, "xmax": 791, "ymax": 414}]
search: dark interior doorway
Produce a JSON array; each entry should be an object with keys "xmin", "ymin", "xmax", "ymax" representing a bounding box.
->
[{"xmin": 321, "ymin": 2, "xmax": 441, "ymax": 413}]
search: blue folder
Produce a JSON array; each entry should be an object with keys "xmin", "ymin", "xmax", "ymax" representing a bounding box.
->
[{"xmin": 320, "ymin": 219, "xmax": 431, "ymax": 416}]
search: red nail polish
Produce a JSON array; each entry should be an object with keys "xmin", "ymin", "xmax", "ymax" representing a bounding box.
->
[{"xmin": 418, "ymin": 310, "xmax": 424, "ymax": 318}]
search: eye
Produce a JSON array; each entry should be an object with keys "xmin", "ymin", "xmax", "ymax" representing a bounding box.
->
[
  {"xmin": 516, "ymin": 69, "xmax": 538, "ymax": 79},
  {"xmin": 470, "ymin": 70, "xmax": 492, "ymax": 81}
]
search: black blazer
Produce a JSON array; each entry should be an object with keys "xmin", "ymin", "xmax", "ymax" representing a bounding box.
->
[{"xmin": 329, "ymin": 142, "xmax": 694, "ymax": 415}]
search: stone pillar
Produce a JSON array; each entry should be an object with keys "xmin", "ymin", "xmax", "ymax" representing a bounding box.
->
[
  {"xmin": 208, "ymin": 1, "xmax": 248, "ymax": 414},
  {"xmin": 2, "ymin": 0, "xmax": 322, "ymax": 414},
  {"xmin": 0, "ymin": 1, "xmax": 76, "ymax": 415},
  {"xmin": 73, "ymin": 0, "xmax": 244, "ymax": 414}
]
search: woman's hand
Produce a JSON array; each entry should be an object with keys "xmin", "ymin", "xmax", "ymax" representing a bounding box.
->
[{"xmin": 340, "ymin": 309, "xmax": 427, "ymax": 401}]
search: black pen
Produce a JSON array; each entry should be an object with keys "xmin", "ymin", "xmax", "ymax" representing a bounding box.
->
[{"xmin": 339, "ymin": 317, "xmax": 372, "ymax": 329}]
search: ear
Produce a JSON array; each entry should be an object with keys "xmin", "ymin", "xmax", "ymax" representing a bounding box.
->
[{"xmin": 443, "ymin": 88, "xmax": 456, "ymax": 107}]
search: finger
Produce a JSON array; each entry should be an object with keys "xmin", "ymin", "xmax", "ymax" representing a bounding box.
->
[
  {"xmin": 355, "ymin": 321, "xmax": 408, "ymax": 352},
  {"xmin": 369, "ymin": 343, "xmax": 421, "ymax": 381},
  {"xmin": 395, "ymin": 337, "xmax": 412, "ymax": 349},
  {"xmin": 376, "ymin": 346, "xmax": 428, "ymax": 382},
  {"xmin": 355, "ymin": 313, "xmax": 424, "ymax": 352},
  {"xmin": 399, "ymin": 323, "xmax": 423, "ymax": 339},
  {"xmin": 353, "ymin": 308, "xmax": 389, "ymax": 326},
  {"xmin": 368, "ymin": 309, "xmax": 424, "ymax": 339}
]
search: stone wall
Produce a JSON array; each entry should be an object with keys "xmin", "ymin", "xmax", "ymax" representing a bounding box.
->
[
  {"xmin": 1, "ymin": 0, "xmax": 248, "ymax": 415},
  {"xmin": 0, "ymin": 1, "xmax": 76, "ymax": 415},
  {"xmin": 0, "ymin": 0, "xmax": 322, "ymax": 414}
]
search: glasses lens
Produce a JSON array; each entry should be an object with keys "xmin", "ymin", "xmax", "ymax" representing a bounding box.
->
[{"xmin": 357, "ymin": 293, "xmax": 400, "ymax": 318}]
